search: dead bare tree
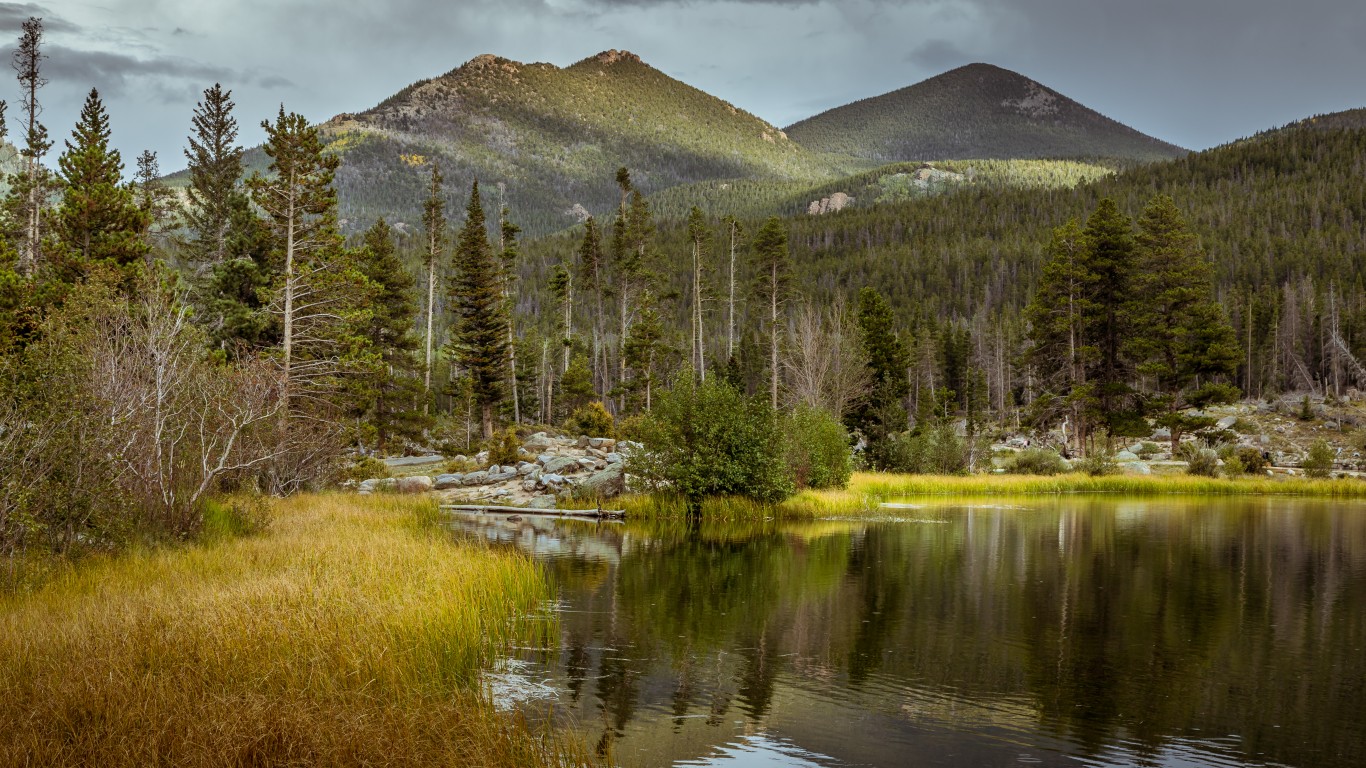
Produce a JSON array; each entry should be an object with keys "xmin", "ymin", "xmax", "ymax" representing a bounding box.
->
[{"xmin": 782, "ymin": 299, "xmax": 871, "ymax": 420}]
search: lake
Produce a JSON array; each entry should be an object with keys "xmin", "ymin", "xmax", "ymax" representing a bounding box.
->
[{"xmin": 448, "ymin": 498, "xmax": 1366, "ymax": 767}]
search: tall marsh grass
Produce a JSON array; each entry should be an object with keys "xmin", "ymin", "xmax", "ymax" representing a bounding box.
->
[
  {"xmin": 785, "ymin": 471, "xmax": 1366, "ymax": 516},
  {"xmin": 0, "ymin": 494, "xmax": 590, "ymax": 766}
]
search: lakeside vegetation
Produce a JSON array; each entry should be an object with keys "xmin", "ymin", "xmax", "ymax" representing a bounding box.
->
[{"xmin": 0, "ymin": 494, "xmax": 587, "ymax": 766}]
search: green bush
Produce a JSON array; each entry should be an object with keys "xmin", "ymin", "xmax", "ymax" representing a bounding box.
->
[
  {"xmin": 1222, "ymin": 454, "xmax": 1246, "ymax": 477},
  {"xmin": 1186, "ymin": 448, "xmax": 1220, "ymax": 477},
  {"xmin": 341, "ymin": 456, "xmax": 390, "ymax": 482},
  {"xmin": 881, "ymin": 422, "xmax": 974, "ymax": 475},
  {"xmin": 628, "ymin": 376, "xmax": 793, "ymax": 509},
  {"xmin": 1234, "ymin": 446, "xmax": 1268, "ymax": 475},
  {"xmin": 565, "ymin": 401, "xmax": 614, "ymax": 439},
  {"xmin": 784, "ymin": 406, "xmax": 852, "ymax": 490},
  {"xmin": 1076, "ymin": 449, "xmax": 1118, "ymax": 477},
  {"xmin": 486, "ymin": 428, "xmax": 522, "ymax": 467},
  {"xmin": 1009, "ymin": 447, "xmax": 1069, "ymax": 476},
  {"xmin": 1136, "ymin": 442, "xmax": 1161, "ymax": 459},
  {"xmin": 1302, "ymin": 440, "xmax": 1335, "ymax": 479}
]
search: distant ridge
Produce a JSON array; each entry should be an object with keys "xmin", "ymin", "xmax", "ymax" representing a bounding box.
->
[{"xmin": 784, "ymin": 63, "xmax": 1186, "ymax": 164}]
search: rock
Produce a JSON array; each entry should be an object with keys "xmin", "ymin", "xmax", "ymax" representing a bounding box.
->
[
  {"xmin": 359, "ymin": 478, "xmax": 382, "ymax": 492},
  {"xmin": 1114, "ymin": 450, "xmax": 1141, "ymax": 462},
  {"xmin": 540, "ymin": 473, "xmax": 566, "ymax": 488},
  {"xmin": 537, "ymin": 453, "xmax": 555, "ymax": 466},
  {"xmin": 521, "ymin": 479, "xmax": 539, "ymax": 492},
  {"xmin": 605, "ymin": 452, "xmax": 623, "ymax": 465},
  {"xmin": 586, "ymin": 447, "xmax": 609, "ymax": 459},
  {"xmin": 1119, "ymin": 461, "xmax": 1152, "ymax": 475},
  {"xmin": 1216, "ymin": 416, "xmax": 1238, "ymax": 430},
  {"xmin": 507, "ymin": 514, "xmax": 522, "ymax": 522},
  {"xmin": 474, "ymin": 451, "xmax": 489, "ymax": 465},
  {"xmin": 517, "ymin": 461, "xmax": 536, "ymax": 475},
  {"xmin": 528, "ymin": 494, "xmax": 557, "ymax": 509},
  {"xmin": 452, "ymin": 455, "xmax": 469, "ymax": 464},
  {"xmin": 396, "ymin": 475, "xmax": 434, "ymax": 494},
  {"xmin": 433, "ymin": 473, "xmax": 464, "ymax": 490},
  {"xmin": 576, "ymin": 435, "xmax": 591, "ymax": 448},
  {"xmin": 462, "ymin": 470, "xmax": 489, "ymax": 486},
  {"xmin": 576, "ymin": 465, "xmax": 625, "ymax": 498},
  {"xmin": 376, "ymin": 478, "xmax": 398, "ymax": 491},
  {"xmin": 524, "ymin": 433, "xmax": 554, "ymax": 452},
  {"xmin": 486, "ymin": 470, "xmax": 518, "ymax": 483},
  {"xmin": 577, "ymin": 457, "xmax": 599, "ymax": 471},
  {"xmin": 1152, "ymin": 428, "xmax": 1172, "ymax": 440},
  {"xmin": 543, "ymin": 456, "xmax": 582, "ymax": 475}
]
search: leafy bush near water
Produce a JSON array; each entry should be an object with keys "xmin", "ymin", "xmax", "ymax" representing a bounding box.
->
[
  {"xmin": 1008, "ymin": 447, "xmax": 1069, "ymax": 476},
  {"xmin": 784, "ymin": 405, "xmax": 853, "ymax": 490}
]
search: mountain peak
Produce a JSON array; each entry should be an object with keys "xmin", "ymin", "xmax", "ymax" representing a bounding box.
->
[
  {"xmin": 785, "ymin": 63, "xmax": 1184, "ymax": 163},
  {"xmin": 592, "ymin": 49, "xmax": 642, "ymax": 66}
]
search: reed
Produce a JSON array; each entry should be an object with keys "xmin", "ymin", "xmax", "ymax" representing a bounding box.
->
[
  {"xmin": 0, "ymin": 493, "xmax": 591, "ymax": 767},
  {"xmin": 784, "ymin": 471, "xmax": 1366, "ymax": 516}
]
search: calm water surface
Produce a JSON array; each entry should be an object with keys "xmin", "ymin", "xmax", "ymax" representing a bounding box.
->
[{"xmin": 448, "ymin": 498, "xmax": 1366, "ymax": 768}]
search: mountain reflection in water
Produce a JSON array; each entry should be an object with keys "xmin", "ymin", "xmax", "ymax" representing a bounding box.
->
[{"xmin": 448, "ymin": 498, "xmax": 1366, "ymax": 768}]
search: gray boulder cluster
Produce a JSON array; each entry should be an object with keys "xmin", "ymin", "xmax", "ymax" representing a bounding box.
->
[{"xmin": 354, "ymin": 433, "xmax": 639, "ymax": 507}]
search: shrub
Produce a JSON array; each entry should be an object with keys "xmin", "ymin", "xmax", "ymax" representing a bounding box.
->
[
  {"xmin": 1187, "ymin": 448, "xmax": 1220, "ymax": 477},
  {"xmin": 628, "ymin": 375, "xmax": 793, "ymax": 509},
  {"xmin": 564, "ymin": 401, "xmax": 614, "ymax": 439},
  {"xmin": 1136, "ymin": 442, "xmax": 1161, "ymax": 459},
  {"xmin": 1222, "ymin": 454, "xmax": 1246, "ymax": 477},
  {"xmin": 784, "ymin": 405, "xmax": 852, "ymax": 490},
  {"xmin": 1234, "ymin": 446, "xmax": 1268, "ymax": 475},
  {"xmin": 1299, "ymin": 395, "xmax": 1315, "ymax": 421},
  {"xmin": 1302, "ymin": 440, "xmax": 1335, "ymax": 479},
  {"xmin": 486, "ymin": 427, "xmax": 521, "ymax": 467},
  {"xmin": 881, "ymin": 422, "xmax": 976, "ymax": 475},
  {"xmin": 1009, "ymin": 447, "xmax": 1068, "ymax": 476},
  {"xmin": 1077, "ymin": 448, "xmax": 1118, "ymax": 477},
  {"xmin": 341, "ymin": 456, "xmax": 390, "ymax": 482}
]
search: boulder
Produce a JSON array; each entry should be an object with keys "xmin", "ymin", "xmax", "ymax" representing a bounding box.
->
[
  {"xmin": 1152, "ymin": 428, "xmax": 1171, "ymax": 440},
  {"xmin": 462, "ymin": 470, "xmax": 489, "ymax": 486},
  {"xmin": 522, "ymin": 432, "xmax": 554, "ymax": 452},
  {"xmin": 589, "ymin": 437, "xmax": 616, "ymax": 450},
  {"xmin": 486, "ymin": 470, "xmax": 518, "ymax": 483},
  {"xmin": 521, "ymin": 479, "xmax": 539, "ymax": 493},
  {"xmin": 1216, "ymin": 415, "xmax": 1238, "ymax": 430},
  {"xmin": 576, "ymin": 465, "xmax": 625, "ymax": 498},
  {"xmin": 577, "ymin": 457, "xmax": 599, "ymax": 471},
  {"xmin": 605, "ymin": 452, "xmax": 623, "ymax": 465},
  {"xmin": 396, "ymin": 475, "xmax": 434, "ymax": 494},
  {"xmin": 1114, "ymin": 450, "xmax": 1141, "ymax": 462},
  {"xmin": 537, "ymin": 453, "xmax": 555, "ymax": 466},
  {"xmin": 1119, "ymin": 461, "xmax": 1152, "ymax": 475},
  {"xmin": 376, "ymin": 478, "xmax": 398, "ymax": 491},
  {"xmin": 474, "ymin": 451, "xmax": 489, "ymax": 465},
  {"xmin": 528, "ymin": 494, "xmax": 557, "ymax": 509},
  {"xmin": 543, "ymin": 456, "xmax": 582, "ymax": 475},
  {"xmin": 359, "ymin": 478, "xmax": 382, "ymax": 493},
  {"xmin": 433, "ymin": 473, "xmax": 464, "ymax": 490},
  {"xmin": 517, "ymin": 461, "xmax": 536, "ymax": 475},
  {"xmin": 540, "ymin": 473, "xmax": 566, "ymax": 488}
]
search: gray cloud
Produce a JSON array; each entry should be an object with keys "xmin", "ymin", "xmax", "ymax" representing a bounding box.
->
[
  {"xmin": 904, "ymin": 38, "xmax": 970, "ymax": 71},
  {"xmin": 0, "ymin": 3, "xmax": 80, "ymax": 33}
]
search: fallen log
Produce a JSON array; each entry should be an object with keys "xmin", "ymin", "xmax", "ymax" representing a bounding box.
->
[{"xmin": 440, "ymin": 503, "xmax": 625, "ymax": 520}]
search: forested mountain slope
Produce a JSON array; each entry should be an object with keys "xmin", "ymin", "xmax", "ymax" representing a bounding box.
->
[
  {"xmin": 785, "ymin": 63, "xmax": 1186, "ymax": 164},
  {"xmin": 311, "ymin": 51, "xmax": 862, "ymax": 236}
]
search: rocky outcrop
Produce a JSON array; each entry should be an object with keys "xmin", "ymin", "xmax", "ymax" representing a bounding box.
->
[{"xmin": 808, "ymin": 192, "xmax": 853, "ymax": 215}]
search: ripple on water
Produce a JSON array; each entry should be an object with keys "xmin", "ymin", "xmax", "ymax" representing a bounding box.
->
[{"xmin": 673, "ymin": 733, "xmax": 843, "ymax": 767}]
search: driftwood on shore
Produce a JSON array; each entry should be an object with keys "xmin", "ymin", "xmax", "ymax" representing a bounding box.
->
[{"xmin": 440, "ymin": 504, "xmax": 625, "ymax": 520}]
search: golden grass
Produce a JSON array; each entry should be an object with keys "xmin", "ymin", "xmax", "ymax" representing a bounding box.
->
[
  {"xmin": 784, "ymin": 471, "xmax": 1366, "ymax": 516},
  {"xmin": 0, "ymin": 494, "xmax": 591, "ymax": 767}
]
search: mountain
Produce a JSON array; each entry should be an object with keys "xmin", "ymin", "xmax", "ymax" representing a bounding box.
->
[
  {"xmin": 784, "ymin": 63, "xmax": 1186, "ymax": 164},
  {"xmin": 314, "ymin": 50, "xmax": 858, "ymax": 236}
]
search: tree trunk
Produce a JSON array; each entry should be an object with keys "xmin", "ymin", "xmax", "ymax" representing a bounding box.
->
[
  {"xmin": 424, "ymin": 244, "xmax": 437, "ymax": 416},
  {"xmin": 770, "ymin": 266, "xmax": 779, "ymax": 410}
]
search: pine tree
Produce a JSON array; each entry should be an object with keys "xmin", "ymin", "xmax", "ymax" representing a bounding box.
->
[
  {"xmin": 576, "ymin": 215, "xmax": 604, "ymax": 391},
  {"xmin": 1126, "ymin": 195, "xmax": 1240, "ymax": 449},
  {"xmin": 549, "ymin": 261, "xmax": 573, "ymax": 372},
  {"xmin": 357, "ymin": 218, "xmax": 428, "ymax": 454},
  {"xmin": 183, "ymin": 84, "xmax": 245, "ymax": 263},
  {"xmin": 11, "ymin": 16, "xmax": 50, "ymax": 278},
  {"xmin": 447, "ymin": 181, "xmax": 508, "ymax": 439},
  {"xmin": 132, "ymin": 150, "xmax": 180, "ymax": 257},
  {"xmin": 419, "ymin": 161, "xmax": 446, "ymax": 413},
  {"xmin": 1081, "ymin": 198, "xmax": 1137, "ymax": 438},
  {"xmin": 1024, "ymin": 219, "xmax": 1096, "ymax": 451},
  {"xmin": 624, "ymin": 291, "xmax": 665, "ymax": 411},
  {"xmin": 55, "ymin": 88, "xmax": 150, "ymax": 276},
  {"xmin": 852, "ymin": 286, "xmax": 909, "ymax": 464},
  {"xmin": 246, "ymin": 107, "xmax": 361, "ymax": 404},
  {"xmin": 752, "ymin": 216, "xmax": 791, "ymax": 410},
  {"xmin": 499, "ymin": 207, "xmax": 522, "ymax": 424},
  {"xmin": 722, "ymin": 215, "xmax": 743, "ymax": 364}
]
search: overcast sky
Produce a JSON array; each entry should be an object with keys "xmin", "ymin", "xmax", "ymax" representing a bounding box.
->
[{"xmin": 8, "ymin": 0, "xmax": 1365, "ymax": 175}]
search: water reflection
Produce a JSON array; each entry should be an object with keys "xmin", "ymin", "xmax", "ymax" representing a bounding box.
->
[{"xmin": 450, "ymin": 499, "xmax": 1366, "ymax": 768}]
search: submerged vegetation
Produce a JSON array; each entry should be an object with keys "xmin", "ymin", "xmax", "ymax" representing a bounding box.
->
[{"xmin": 0, "ymin": 494, "xmax": 586, "ymax": 766}]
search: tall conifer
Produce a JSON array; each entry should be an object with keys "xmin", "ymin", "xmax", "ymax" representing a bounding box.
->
[
  {"xmin": 419, "ymin": 161, "xmax": 446, "ymax": 413},
  {"xmin": 752, "ymin": 217, "xmax": 790, "ymax": 410},
  {"xmin": 447, "ymin": 181, "xmax": 508, "ymax": 439},
  {"xmin": 184, "ymin": 84, "xmax": 245, "ymax": 263},
  {"xmin": 357, "ymin": 218, "xmax": 427, "ymax": 453}
]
